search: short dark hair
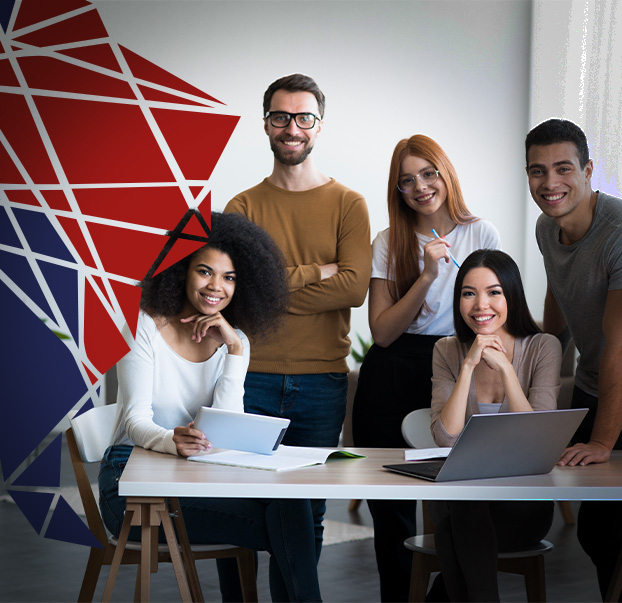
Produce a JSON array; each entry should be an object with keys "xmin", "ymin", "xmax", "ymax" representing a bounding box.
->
[
  {"xmin": 525, "ymin": 118, "xmax": 590, "ymax": 169},
  {"xmin": 263, "ymin": 73, "xmax": 326, "ymax": 118},
  {"xmin": 140, "ymin": 212, "xmax": 289, "ymax": 339},
  {"xmin": 453, "ymin": 249, "xmax": 541, "ymax": 342}
]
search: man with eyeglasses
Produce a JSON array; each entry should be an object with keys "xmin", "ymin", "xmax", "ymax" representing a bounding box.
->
[
  {"xmin": 224, "ymin": 73, "xmax": 371, "ymax": 594},
  {"xmin": 526, "ymin": 118, "xmax": 622, "ymax": 601}
]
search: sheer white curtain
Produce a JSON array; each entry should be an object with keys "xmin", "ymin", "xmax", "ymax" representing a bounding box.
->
[
  {"xmin": 574, "ymin": 0, "xmax": 621, "ymax": 195},
  {"xmin": 531, "ymin": 0, "xmax": 621, "ymax": 193},
  {"xmin": 524, "ymin": 0, "xmax": 622, "ymax": 314}
]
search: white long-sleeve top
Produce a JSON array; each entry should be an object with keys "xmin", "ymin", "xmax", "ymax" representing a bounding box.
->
[{"xmin": 110, "ymin": 310, "xmax": 250, "ymax": 456}]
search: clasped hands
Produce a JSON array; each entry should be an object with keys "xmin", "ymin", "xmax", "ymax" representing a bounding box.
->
[{"xmin": 464, "ymin": 334, "xmax": 510, "ymax": 372}]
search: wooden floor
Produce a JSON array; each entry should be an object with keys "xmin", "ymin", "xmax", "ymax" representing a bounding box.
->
[{"xmin": 0, "ymin": 438, "xmax": 604, "ymax": 602}]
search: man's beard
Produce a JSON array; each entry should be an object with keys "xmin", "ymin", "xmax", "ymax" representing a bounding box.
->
[{"xmin": 270, "ymin": 137, "xmax": 314, "ymax": 166}]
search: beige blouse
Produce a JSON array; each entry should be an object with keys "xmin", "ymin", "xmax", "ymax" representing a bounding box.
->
[{"xmin": 430, "ymin": 333, "xmax": 562, "ymax": 447}]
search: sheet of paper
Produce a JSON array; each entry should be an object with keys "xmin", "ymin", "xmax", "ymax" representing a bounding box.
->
[
  {"xmin": 404, "ymin": 447, "xmax": 451, "ymax": 461},
  {"xmin": 188, "ymin": 446, "xmax": 366, "ymax": 472}
]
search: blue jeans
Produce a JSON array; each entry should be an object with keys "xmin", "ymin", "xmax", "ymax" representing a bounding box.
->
[
  {"xmin": 99, "ymin": 446, "xmax": 321, "ymax": 602},
  {"xmin": 222, "ymin": 371, "xmax": 347, "ymax": 600},
  {"xmin": 243, "ymin": 372, "xmax": 348, "ymax": 448}
]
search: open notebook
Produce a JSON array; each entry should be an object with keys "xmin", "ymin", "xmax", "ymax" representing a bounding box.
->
[{"xmin": 188, "ymin": 446, "xmax": 365, "ymax": 471}]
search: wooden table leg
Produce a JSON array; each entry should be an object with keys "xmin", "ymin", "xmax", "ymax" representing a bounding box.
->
[
  {"xmin": 157, "ymin": 501, "xmax": 192, "ymax": 602},
  {"xmin": 102, "ymin": 505, "xmax": 136, "ymax": 602},
  {"xmin": 139, "ymin": 502, "xmax": 152, "ymax": 602},
  {"xmin": 169, "ymin": 498, "xmax": 204, "ymax": 603},
  {"xmin": 133, "ymin": 564, "xmax": 142, "ymax": 602},
  {"xmin": 101, "ymin": 497, "xmax": 195, "ymax": 603},
  {"xmin": 557, "ymin": 500, "xmax": 576, "ymax": 525}
]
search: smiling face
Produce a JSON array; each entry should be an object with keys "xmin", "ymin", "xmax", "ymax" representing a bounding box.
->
[
  {"xmin": 185, "ymin": 247, "xmax": 236, "ymax": 315},
  {"xmin": 399, "ymin": 154, "xmax": 448, "ymax": 217},
  {"xmin": 526, "ymin": 142, "xmax": 593, "ymax": 221},
  {"xmin": 459, "ymin": 267, "xmax": 508, "ymax": 336},
  {"xmin": 264, "ymin": 89, "xmax": 322, "ymax": 166}
]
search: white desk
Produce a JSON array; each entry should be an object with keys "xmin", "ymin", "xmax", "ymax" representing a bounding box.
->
[
  {"xmin": 116, "ymin": 448, "xmax": 622, "ymax": 602},
  {"xmin": 120, "ymin": 447, "xmax": 622, "ymax": 501}
]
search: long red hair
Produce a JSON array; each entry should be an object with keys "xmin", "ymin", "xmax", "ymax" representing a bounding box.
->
[{"xmin": 386, "ymin": 135, "xmax": 475, "ymax": 309}]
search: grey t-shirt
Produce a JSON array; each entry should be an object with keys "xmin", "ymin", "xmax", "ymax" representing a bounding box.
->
[{"xmin": 536, "ymin": 191, "xmax": 622, "ymax": 396}]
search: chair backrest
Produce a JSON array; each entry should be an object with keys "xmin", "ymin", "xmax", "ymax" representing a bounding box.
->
[
  {"xmin": 66, "ymin": 404, "xmax": 118, "ymax": 547},
  {"xmin": 401, "ymin": 408, "xmax": 438, "ymax": 449},
  {"xmin": 70, "ymin": 403, "xmax": 118, "ymax": 463}
]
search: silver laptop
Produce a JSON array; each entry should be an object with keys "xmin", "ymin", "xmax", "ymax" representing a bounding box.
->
[
  {"xmin": 194, "ymin": 407, "xmax": 290, "ymax": 455},
  {"xmin": 384, "ymin": 408, "xmax": 588, "ymax": 482}
]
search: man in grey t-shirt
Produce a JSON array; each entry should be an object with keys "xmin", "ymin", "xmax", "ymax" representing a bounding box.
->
[{"xmin": 526, "ymin": 118, "xmax": 622, "ymax": 601}]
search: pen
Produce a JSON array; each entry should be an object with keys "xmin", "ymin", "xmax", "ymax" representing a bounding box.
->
[{"xmin": 431, "ymin": 229, "xmax": 461, "ymax": 269}]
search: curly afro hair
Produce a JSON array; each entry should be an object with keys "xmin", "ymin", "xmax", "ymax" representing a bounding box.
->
[{"xmin": 140, "ymin": 212, "xmax": 289, "ymax": 339}]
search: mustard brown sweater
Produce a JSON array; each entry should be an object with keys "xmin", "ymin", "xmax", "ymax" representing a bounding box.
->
[{"xmin": 225, "ymin": 178, "xmax": 371, "ymax": 374}]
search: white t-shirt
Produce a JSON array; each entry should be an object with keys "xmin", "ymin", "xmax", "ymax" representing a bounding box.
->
[
  {"xmin": 371, "ymin": 219, "xmax": 501, "ymax": 336},
  {"xmin": 110, "ymin": 310, "xmax": 250, "ymax": 455}
]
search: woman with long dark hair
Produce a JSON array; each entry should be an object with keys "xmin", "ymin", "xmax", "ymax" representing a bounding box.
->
[
  {"xmin": 352, "ymin": 135, "xmax": 501, "ymax": 601},
  {"xmin": 429, "ymin": 249, "xmax": 561, "ymax": 601},
  {"xmin": 99, "ymin": 212, "xmax": 322, "ymax": 602}
]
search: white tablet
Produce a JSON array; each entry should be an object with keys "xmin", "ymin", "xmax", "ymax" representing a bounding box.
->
[{"xmin": 194, "ymin": 406, "xmax": 290, "ymax": 455}]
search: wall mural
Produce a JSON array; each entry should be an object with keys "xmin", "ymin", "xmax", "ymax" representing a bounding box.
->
[{"xmin": 0, "ymin": 0, "xmax": 239, "ymax": 546}]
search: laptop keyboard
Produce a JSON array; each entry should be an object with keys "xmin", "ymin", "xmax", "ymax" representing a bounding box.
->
[{"xmin": 410, "ymin": 460, "xmax": 445, "ymax": 479}]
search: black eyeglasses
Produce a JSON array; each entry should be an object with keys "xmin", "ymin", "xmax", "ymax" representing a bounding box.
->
[{"xmin": 265, "ymin": 111, "xmax": 321, "ymax": 129}]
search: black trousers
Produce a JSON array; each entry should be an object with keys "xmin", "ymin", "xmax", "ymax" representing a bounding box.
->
[
  {"xmin": 428, "ymin": 500, "xmax": 554, "ymax": 602},
  {"xmin": 572, "ymin": 386, "xmax": 622, "ymax": 601},
  {"xmin": 352, "ymin": 333, "xmax": 443, "ymax": 602}
]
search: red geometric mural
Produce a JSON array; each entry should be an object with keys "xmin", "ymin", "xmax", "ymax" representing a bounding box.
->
[{"xmin": 0, "ymin": 0, "xmax": 239, "ymax": 545}]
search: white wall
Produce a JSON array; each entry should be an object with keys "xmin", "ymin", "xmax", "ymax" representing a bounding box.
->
[{"xmin": 94, "ymin": 0, "xmax": 533, "ymax": 357}]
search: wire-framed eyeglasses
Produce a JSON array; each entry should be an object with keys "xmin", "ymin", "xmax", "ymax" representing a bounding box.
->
[
  {"xmin": 397, "ymin": 169, "xmax": 440, "ymax": 193},
  {"xmin": 265, "ymin": 111, "xmax": 321, "ymax": 130}
]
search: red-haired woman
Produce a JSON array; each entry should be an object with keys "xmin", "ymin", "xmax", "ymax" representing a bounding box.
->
[{"xmin": 352, "ymin": 135, "xmax": 501, "ymax": 602}]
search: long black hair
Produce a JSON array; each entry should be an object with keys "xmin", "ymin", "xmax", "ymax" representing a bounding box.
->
[
  {"xmin": 453, "ymin": 249, "xmax": 540, "ymax": 342},
  {"xmin": 140, "ymin": 212, "xmax": 289, "ymax": 339}
]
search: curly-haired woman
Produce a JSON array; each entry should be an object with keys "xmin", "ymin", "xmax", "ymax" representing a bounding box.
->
[{"xmin": 99, "ymin": 212, "xmax": 321, "ymax": 602}]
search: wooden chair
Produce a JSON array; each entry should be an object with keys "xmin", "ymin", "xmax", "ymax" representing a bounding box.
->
[
  {"xmin": 401, "ymin": 408, "xmax": 554, "ymax": 602},
  {"xmin": 404, "ymin": 534, "xmax": 553, "ymax": 602},
  {"xmin": 66, "ymin": 403, "xmax": 257, "ymax": 602}
]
